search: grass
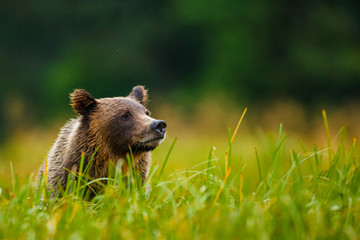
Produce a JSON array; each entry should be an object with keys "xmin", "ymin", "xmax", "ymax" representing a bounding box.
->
[{"xmin": 0, "ymin": 109, "xmax": 360, "ymax": 239}]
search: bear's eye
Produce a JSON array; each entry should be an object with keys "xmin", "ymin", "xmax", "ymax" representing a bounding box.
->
[
  {"xmin": 145, "ymin": 110, "xmax": 150, "ymax": 116},
  {"xmin": 121, "ymin": 112, "xmax": 131, "ymax": 121}
]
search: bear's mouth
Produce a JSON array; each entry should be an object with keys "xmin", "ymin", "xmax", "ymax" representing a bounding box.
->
[
  {"xmin": 141, "ymin": 136, "xmax": 164, "ymax": 144},
  {"xmin": 130, "ymin": 136, "xmax": 164, "ymax": 153}
]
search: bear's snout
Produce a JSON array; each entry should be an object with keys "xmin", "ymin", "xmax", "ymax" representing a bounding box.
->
[{"xmin": 151, "ymin": 120, "xmax": 167, "ymax": 136}]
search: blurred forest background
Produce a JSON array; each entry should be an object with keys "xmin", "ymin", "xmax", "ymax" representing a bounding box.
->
[{"xmin": 0, "ymin": 0, "xmax": 360, "ymax": 183}]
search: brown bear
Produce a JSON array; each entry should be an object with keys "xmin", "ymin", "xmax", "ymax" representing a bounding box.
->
[{"xmin": 39, "ymin": 86, "xmax": 166, "ymax": 195}]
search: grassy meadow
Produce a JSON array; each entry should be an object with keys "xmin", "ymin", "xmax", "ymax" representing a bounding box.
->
[{"xmin": 0, "ymin": 102, "xmax": 360, "ymax": 239}]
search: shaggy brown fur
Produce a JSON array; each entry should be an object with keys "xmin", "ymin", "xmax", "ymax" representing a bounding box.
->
[{"xmin": 39, "ymin": 86, "xmax": 166, "ymax": 195}]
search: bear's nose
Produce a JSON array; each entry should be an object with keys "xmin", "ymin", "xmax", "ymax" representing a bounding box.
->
[{"xmin": 151, "ymin": 120, "xmax": 167, "ymax": 136}]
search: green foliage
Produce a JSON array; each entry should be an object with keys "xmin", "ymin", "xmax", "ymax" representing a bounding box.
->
[
  {"xmin": 1, "ymin": 0, "xmax": 360, "ymax": 141},
  {"xmin": 0, "ymin": 114, "xmax": 359, "ymax": 239}
]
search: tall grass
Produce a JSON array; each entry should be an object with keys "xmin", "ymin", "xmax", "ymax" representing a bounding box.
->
[{"xmin": 0, "ymin": 110, "xmax": 359, "ymax": 239}]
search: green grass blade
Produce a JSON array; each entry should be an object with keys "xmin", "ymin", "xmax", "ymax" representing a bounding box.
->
[
  {"xmin": 322, "ymin": 109, "xmax": 332, "ymax": 165},
  {"xmin": 254, "ymin": 147, "xmax": 262, "ymax": 182},
  {"xmin": 206, "ymin": 146, "xmax": 215, "ymax": 188},
  {"xmin": 313, "ymin": 144, "xmax": 319, "ymax": 173},
  {"xmin": 10, "ymin": 161, "xmax": 15, "ymax": 194},
  {"xmin": 346, "ymin": 137, "xmax": 356, "ymax": 172},
  {"xmin": 227, "ymin": 127, "xmax": 232, "ymax": 168},
  {"xmin": 292, "ymin": 150, "xmax": 303, "ymax": 186},
  {"xmin": 159, "ymin": 137, "xmax": 177, "ymax": 178}
]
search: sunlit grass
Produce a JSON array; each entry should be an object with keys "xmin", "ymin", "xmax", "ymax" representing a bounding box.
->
[{"xmin": 0, "ymin": 109, "xmax": 359, "ymax": 239}]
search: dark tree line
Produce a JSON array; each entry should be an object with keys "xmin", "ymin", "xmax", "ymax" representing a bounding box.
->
[{"xmin": 0, "ymin": 0, "xmax": 359, "ymax": 140}]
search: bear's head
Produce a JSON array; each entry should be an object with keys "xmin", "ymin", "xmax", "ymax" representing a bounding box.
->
[{"xmin": 70, "ymin": 86, "xmax": 166, "ymax": 157}]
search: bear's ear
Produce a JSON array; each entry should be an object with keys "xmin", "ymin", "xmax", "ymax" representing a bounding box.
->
[
  {"xmin": 128, "ymin": 85, "xmax": 148, "ymax": 106},
  {"xmin": 70, "ymin": 89, "xmax": 97, "ymax": 115}
]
